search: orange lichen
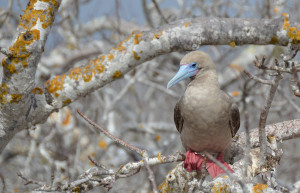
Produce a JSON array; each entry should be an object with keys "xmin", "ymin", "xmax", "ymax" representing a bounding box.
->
[
  {"xmin": 273, "ymin": 6, "xmax": 279, "ymax": 14},
  {"xmin": 10, "ymin": 94, "xmax": 22, "ymax": 103},
  {"xmin": 282, "ymin": 13, "xmax": 300, "ymax": 44},
  {"xmin": 155, "ymin": 135, "xmax": 161, "ymax": 141},
  {"xmin": 0, "ymin": 83, "xmax": 21, "ymax": 104},
  {"xmin": 0, "ymin": 83, "xmax": 8, "ymax": 104},
  {"xmin": 62, "ymin": 109, "xmax": 71, "ymax": 125},
  {"xmin": 253, "ymin": 183, "xmax": 268, "ymax": 193},
  {"xmin": 107, "ymin": 53, "xmax": 114, "ymax": 61},
  {"xmin": 270, "ymin": 36, "xmax": 279, "ymax": 44},
  {"xmin": 32, "ymin": 87, "xmax": 43, "ymax": 94},
  {"xmin": 112, "ymin": 71, "xmax": 122, "ymax": 79},
  {"xmin": 153, "ymin": 31, "xmax": 164, "ymax": 39},
  {"xmin": 22, "ymin": 60, "xmax": 28, "ymax": 67},
  {"xmin": 184, "ymin": 22, "xmax": 190, "ymax": 27},
  {"xmin": 113, "ymin": 41, "xmax": 126, "ymax": 51},
  {"xmin": 158, "ymin": 180, "xmax": 170, "ymax": 192},
  {"xmin": 90, "ymin": 152, "xmax": 96, "ymax": 157},
  {"xmin": 98, "ymin": 140, "xmax": 107, "ymax": 149},
  {"xmin": 231, "ymin": 91, "xmax": 240, "ymax": 97},
  {"xmin": 157, "ymin": 152, "xmax": 162, "ymax": 162},
  {"xmin": 62, "ymin": 98, "xmax": 72, "ymax": 106},
  {"xmin": 45, "ymin": 57, "xmax": 106, "ymax": 97},
  {"xmin": 9, "ymin": 29, "xmax": 40, "ymax": 57},
  {"xmin": 45, "ymin": 74, "xmax": 66, "ymax": 97},
  {"xmin": 133, "ymin": 32, "xmax": 143, "ymax": 44},
  {"xmin": 229, "ymin": 64, "xmax": 242, "ymax": 71},
  {"xmin": 6, "ymin": 64, "xmax": 17, "ymax": 74},
  {"xmin": 19, "ymin": 0, "xmax": 59, "ymax": 30},
  {"xmin": 212, "ymin": 182, "xmax": 228, "ymax": 193},
  {"xmin": 73, "ymin": 186, "xmax": 81, "ymax": 193},
  {"xmin": 229, "ymin": 41, "xmax": 236, "ymax": 48},
  {"xmin": 81, "ymin": 65, "xmax": 94, "ymax": 82},
  {"xmin": 68, "ymin": 67, "xmax": 81, "ymax": 81},
  {"xmin": 100, "ymin": 55, "xmax": 105, "ymax": 62},
  {"xmin": 132, "ymin": 51, "xmax": 141, "ymax": 60}
]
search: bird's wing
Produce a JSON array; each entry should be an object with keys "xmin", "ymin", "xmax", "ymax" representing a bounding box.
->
[
  {"xmin": 174, "ymin": 99, "xmax": 184, "ymax": 133},
  {"xmin": 229, "ymin": 102, "xmax": 240, "ymax": 137}
]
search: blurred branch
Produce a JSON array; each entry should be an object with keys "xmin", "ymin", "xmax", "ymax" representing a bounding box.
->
[
  {"xmin": 77, "ymin": 110, "xmax": 144, "ymax": 155},
  {"xmin": 152, "ymin": 0, "xmax": 169, "ymax": 24},
  {"xmin": 29, "ymin": 152, "xmax": 185, "ymax": 192}
]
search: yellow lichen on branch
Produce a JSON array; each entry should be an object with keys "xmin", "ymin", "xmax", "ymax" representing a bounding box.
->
[
  {"xmin": 9, "ymin": 30, "xmax": 40, "ymax": 57},
  {"xmin": 133, "ymin": 51, "xmax": 141, "ymax": 60},
  {"xmin": 32, "ymin": 87, "xmax": 43, "ymax": 95},
  {"xmin": 229, "ymin": 41, "xmax": 236, "ymax": 48},
  {"xmin": 253, "ymin": 183, "xmax": 268, "ymax": 193},
  {"xmin": 212, "ymin": 182, "xmax": 229, "ymax": 193},
  {"xmin": 133, "ymin": 31, "xmax": 143, "ymax": 45},
  {"xmin": 45, "ymin": 57, "xmax": 105, "ymax": 98},
  {"xmin": 112, "ymin": 71, "xmax": 122, "ymax": 79},
  {"xmin": 184, "ymin": 22, "xmax": 190, "ymax": 27},
  {"xmin": 107, "ymin": 53, "xmax": 114, "ymax": 61},
  {"xmin": 19, "ymin": 0, "xmax": 59, "ymax": 30},
  {"xmin": 282, "ymin": 13, "xmax": 300, "ymax": 44},
  {"xmin": 153, "ymin": 31, "xmax": 164, "ymax": 39},
  {"xmin": 45, "ymin": 74, "xmax": 66, "ymax": 97}
]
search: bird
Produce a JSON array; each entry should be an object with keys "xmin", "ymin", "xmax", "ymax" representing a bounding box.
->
[{"xmin": 167, "ymin": 51, "xmax": 240, "ymax": 178}]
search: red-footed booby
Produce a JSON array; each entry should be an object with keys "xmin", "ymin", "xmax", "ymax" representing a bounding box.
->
[{"xmin": 167, "ymin": 51, "xmax": 240, "ymax": 178}]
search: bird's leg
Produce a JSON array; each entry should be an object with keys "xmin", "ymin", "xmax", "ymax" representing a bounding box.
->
[
  {"xmin": 206, "ymin": 152, "xmax": 234, "ymax": 178},
  {"xmin": 184, "ymin": 149, "xmax": 205, "ymax": 172}
]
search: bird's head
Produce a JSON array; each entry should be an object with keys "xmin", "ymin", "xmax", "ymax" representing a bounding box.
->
[{"xmin": 167, "ymin": 51, "xmax": 215, "ymax": 89}]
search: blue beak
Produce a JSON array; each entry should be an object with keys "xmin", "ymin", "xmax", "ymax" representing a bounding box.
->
[{"xmin": 167, "ymin": 64, "xmax": 198, "ymax": 89}]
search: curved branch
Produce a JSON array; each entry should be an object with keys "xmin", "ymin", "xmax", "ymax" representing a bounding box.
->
[{"xmin": 44, "ymin": 17, "xmax": 298, "ymax": 109}]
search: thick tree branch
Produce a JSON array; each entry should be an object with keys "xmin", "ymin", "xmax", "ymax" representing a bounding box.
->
[
  {"xmin": 44, "ymin": 17, "xmax": 298, "ymax": 110},
  {"xmin": 0, "ymin": 0, "xmax": 61, "ymax": 153}
]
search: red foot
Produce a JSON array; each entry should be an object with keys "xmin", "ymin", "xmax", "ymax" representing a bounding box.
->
[{"xmin": 184, "ymin": 150, "xmax": 234, "ymax": 178}]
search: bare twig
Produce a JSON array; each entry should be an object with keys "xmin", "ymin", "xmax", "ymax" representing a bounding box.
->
[
  {"xmin": 78, "ymin": 110, "xmax": 159, "ymax": 192},
  {"xmin": 258, "ymin": 73, "xmax": 282, "ymax": 163},
  {"xmin": 142, "ymin": 0, "xmax": 154, "ymax": 27},
  {"xmin": 143, "ymin": 153, "xmax": 158, "ymax": 193},
  {"xmin": 291, "ymin": 63, "xmax": 300, "ymax": 97},
  {"xmin": 243, "ymin": 70, "xmax": 273, "ymax": 85},
  {"xmin": 152, "ymin": 0, "xmax": 169, "ymax": 24},
  {"xmin": 77, "ymin": 110, "xmax": 144, "ymax": 155},
  {"xmin": 17, "ymin": 172, "xmax": 44, "ymax": 186},
  {"xmin": 244, "ymin": 112, "xmax": 251, "ymax": 179},
  {"xmin": 88, "ymin": 155, "xmax": 108, "ymax": 171}
]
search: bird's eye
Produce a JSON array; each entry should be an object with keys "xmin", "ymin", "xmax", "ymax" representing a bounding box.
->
[{"xmin": 191, "ymin": 63, "xmax": 197, "ymax": 67}]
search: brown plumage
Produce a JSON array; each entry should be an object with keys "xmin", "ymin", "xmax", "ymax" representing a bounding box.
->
[{"xmin": 169, "ymin": 51, "xmax": 240, "ymax": 177}]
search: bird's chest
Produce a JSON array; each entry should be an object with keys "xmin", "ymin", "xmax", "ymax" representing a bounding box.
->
[
  {"xmin": 180, "ymin": 87, "xmax": 232, "ymax": 152},
  {"xmin": 181, "ymin": 88, "xmax": 228, "ymax": 125}
]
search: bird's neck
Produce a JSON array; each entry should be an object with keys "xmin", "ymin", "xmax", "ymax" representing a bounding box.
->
[{"xmin": 188, "ymin": 69, "xmax": 219, "ymax": 88}]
